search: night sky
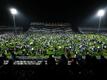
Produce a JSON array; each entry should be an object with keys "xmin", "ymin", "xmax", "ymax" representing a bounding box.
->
[{"xmin": 0, "ymin": 0, "xmax": 107, "ymax": 31}]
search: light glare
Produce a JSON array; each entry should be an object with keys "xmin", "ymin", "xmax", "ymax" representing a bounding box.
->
[
  {"xmin": 10, "ymin": 8, "xmax": 18, "ymax": 15},
  {"xmin": 97, "ymin": 9, "xmax": 105, "ymax": 17}
]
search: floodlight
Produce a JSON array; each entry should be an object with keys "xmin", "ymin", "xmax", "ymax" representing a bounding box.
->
[
  {"xmin": 97, "ymin": 9, "xmax": 105, "ymax": 17},
  {"xmin": 10, "ymin": 8, "xmax": 18, "ymax": 15}
]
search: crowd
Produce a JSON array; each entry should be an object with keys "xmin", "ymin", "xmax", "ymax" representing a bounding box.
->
[
  {"xmin": 0, "ymin": 54, "xmax": 106, "ymax": 80},
  {"xmin": 0, "ymin": 31, "xmax": 107, "ymax": 79},
  {"xmin": 0, "ymin": 32, "xmax": 107, "ymax": 59}
]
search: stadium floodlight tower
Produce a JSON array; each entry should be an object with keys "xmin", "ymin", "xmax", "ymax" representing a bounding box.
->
[
  {"xmin": 97, "ymin": 9, "xmax": 105, "ymax": 33},
  {"xmin": 10, "ymin": 8, "xmax": 18, "ymax": 34}
]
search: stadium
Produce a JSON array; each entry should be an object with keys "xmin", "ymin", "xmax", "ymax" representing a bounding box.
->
[
  {"xmin": 0, "ymin": 21, "xmax": 107, "ymax": 79},
  {"xmin": 0, "ymin": 0, "xmax": 107, "ymax": 80}
]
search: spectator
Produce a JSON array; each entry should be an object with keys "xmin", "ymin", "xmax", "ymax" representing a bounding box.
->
[
  {"xmin": 8, "ymin": 59, "xmax": 14, "ymax": 65},
  {"xmin": 47, "ymin": 55, "xmax": 56, "ymax": 66},
  {"xmin": 40, "ymin": 59, "xmax": 45, "ymax": 66},
  {"xmin": 10, "ymin": 50, "xmax": 16, "ymax": 61},
  {"xmin": 59, "ymin": 54, "xmax": 68, "ymax": 66},
  {"xmin": 0, "ymin": 56, "xmax": 4, "ymax": 66},
  {"xmin": 99, "ymin": 55, "xmax": 107, "ymax": 64}
]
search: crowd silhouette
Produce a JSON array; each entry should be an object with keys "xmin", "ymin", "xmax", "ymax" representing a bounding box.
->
[{"xmin": 0, "ymin": 54, "xmax": 106, "ymax": 80}]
